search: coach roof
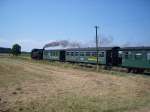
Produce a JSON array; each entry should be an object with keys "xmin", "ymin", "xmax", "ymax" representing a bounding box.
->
[
  {"xmin": 66, "ymin": 47, "xmax": 120, "ymax": 51},
  {"xmin": 120, "ymin": 47, "xmax": 150, "ymax": 51}
]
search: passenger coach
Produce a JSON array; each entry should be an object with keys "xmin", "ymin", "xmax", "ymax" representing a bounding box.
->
[
  {"xmin": 65, "ymin": 47, "xmax": 120, "ymax": 66},
  {"xmin": 43, "ymin": 49, "xmax": 66, "ymax": 61},
  {"xmin": 119, "ymin": 47, "xmax": 150, "ymax": 73}
]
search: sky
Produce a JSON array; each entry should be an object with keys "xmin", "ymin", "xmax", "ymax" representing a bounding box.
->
[{"xmin": 0, "ymin": 0, "xmax": 150, "ymax": 51}]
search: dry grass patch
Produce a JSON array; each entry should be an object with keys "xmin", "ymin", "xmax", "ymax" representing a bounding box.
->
[{"xmin": 0, "ymin": 57, "xmax": 150, "ymax": 112}]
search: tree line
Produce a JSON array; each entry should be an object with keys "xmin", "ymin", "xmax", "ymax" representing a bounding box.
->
[{"xmin": 0, "ymin": 44, "xmax": 21, "ymax": 56}]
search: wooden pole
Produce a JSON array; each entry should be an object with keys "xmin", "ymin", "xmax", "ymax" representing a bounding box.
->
[{"xmin": 95, "ymin": 26, "xmax": 99, "ymax": 72}]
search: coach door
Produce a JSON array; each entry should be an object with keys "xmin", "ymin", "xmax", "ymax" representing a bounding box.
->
[
  {"xmin": 60, "ymin": 50, "xmax": 66, "ymax": 62},
  {"xmin": 111, "ymin": 47, "xmax": 120, "ymax": 66},
  {"xmin": 106, "ymin": 50, "xmax": 112, "ymax": 66}
]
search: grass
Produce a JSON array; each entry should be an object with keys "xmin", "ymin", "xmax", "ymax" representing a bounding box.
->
[
  {"xmin": 10, "ymin": 55, "xmax": 145, "ymax": 77},
  {"xmin": 8, "ymin": 94, "xmax": 150, "ymax": 112},
  {"xmin": 0, "ymin": 56, "xmax": 150, "ymax": 112}
]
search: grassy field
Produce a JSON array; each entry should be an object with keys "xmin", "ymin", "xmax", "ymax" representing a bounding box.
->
[{"xmin": 0, "ymin": 56, "xmax": 150, "ymax": 112}]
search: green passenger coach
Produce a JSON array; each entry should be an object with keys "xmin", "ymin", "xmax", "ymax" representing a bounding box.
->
[
  {"xmin": 65, "ymin": 47, "xmax": 120, "ymax": 66},
  {"xmin": 65, "ymin": 49, "xmax": 106, "ymax": 64},
  {"xmin": 120, "ymin": 47, "xmax": 150, "ymax": 72},
  {"xmin": 43, "ymin": 49, "xmax": 65, "ymax": 61}
]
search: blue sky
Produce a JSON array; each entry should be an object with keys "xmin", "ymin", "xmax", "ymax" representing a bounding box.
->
[{"xmin": 0, "ymin": 0, "xmax": 150, "ymax": 51}]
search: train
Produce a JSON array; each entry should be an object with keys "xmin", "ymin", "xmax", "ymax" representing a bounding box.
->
[{"xmin": 31, "ymin": 46, "xmax": 150, "ymax": 73}]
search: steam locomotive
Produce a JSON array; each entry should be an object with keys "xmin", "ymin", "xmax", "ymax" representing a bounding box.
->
[{"xmin": 31, "ymin": 49, "xmax": 43, "ymax": 60}]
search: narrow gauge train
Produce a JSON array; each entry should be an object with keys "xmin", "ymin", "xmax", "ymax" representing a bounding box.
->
[{"xmin": 31, "ymin": 47, "xmax": 150, "ymax": 73}]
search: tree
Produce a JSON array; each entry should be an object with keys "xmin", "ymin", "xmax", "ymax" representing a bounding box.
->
[{"xmin": 12, "ymin": 44, "xmax": 21, "ymax": 56}]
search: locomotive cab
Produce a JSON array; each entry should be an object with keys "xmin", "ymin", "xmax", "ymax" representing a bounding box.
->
[{"xmin": 31, "ymin": 49, "xmax": 43, "ymax": 59}]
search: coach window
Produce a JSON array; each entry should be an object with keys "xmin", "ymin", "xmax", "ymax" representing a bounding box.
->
[
  {"xmin": 80, "ymin": 52, "xmax": 82, "ymax": 56},
  {"xmin": 51, "ymin": 52, "xmax": 53, "ymax": 56},
  {"xmin": 92, "ymin": 52, "xmax": 96, "ymax": 56},
  {"xmin": 125, "ymin": 52, "xmax": 129, "ymax": 59},
  {"xmin": 54, "ymin": 52, "xmax": 56, "ymax": 56},
  {"xmin": 119, "ymin": 51, "xmax": 123, "ymax": 57},
  {"xmin": 71, "ymin": 52, "xmax": 74, "ymax": 56},
  {"xmin": 53, "ymin": 52, "xmax": 55, "ymax": 56},
  {"xmin": 80, "ymin": 52, "xmax": 84, "ymax": 56},
  {"xmin": 48, "ymin": 52, "xmax": 51, "ymax": 56},
  {"xmin": 86, "ymin": 52, "xmax": 90, "ymax": 56},
  {"xmin": 135, "ymin": 53, "xmax": 142, "ymax": 59},
  {"xmin": 54, "ymin": 51, "xmax": 57, "ymax": 56},
  {"xmin": 99, "ymin": 52, "xmax": 104, "ymax": 57},
  {"xmin": 75, "ymin": 52, "xmax": 79, "ymax": 56},
  {"xmin": 56, "ymin": 51, "xmax": 58, "ymax": 56},
  {"xmin": 147, "ymin": 53, "xmax": 150, "ymax": 60},
  {"xmin": 66, "ymin": 52, "xmax": 70, "ymax": 56},
  {"xmin": 49, "ymin": 52, "xmax": 51, "ymax": 56}
]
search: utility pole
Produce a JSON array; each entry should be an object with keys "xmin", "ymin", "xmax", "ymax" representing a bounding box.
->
[{"xmin": 95, "ymin": 26, "xmax": 99, "ymax": 72}]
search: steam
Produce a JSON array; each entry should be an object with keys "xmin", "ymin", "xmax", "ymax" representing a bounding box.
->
[
  {"xmin": 87, "ymin": 35, "xmax": 114, "ymax": 47},
  {"xmin": 43, "ymin": 40, "xmax": 81, "ymax": 49},
  {"xmin": 99, "ymin": 35, "xmax": 113, "ymax": 46},
  {"xmin": 43, "ymin": 35, "xmax": 114, "ymax": 49}
]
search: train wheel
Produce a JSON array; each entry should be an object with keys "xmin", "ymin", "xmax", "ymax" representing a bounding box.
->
[{"xmin": 128, "ymin": 68, "xmax": 132, "ymax": 73}]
